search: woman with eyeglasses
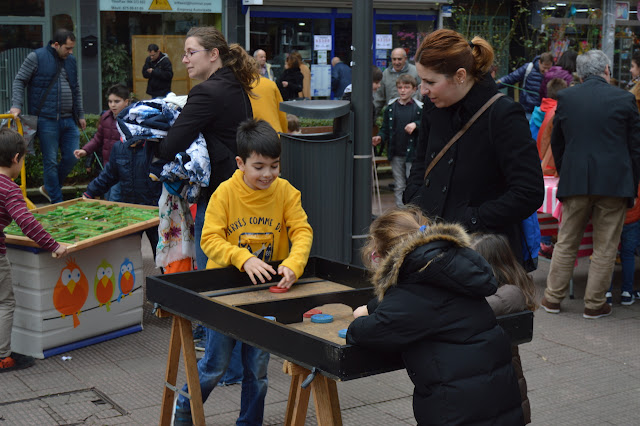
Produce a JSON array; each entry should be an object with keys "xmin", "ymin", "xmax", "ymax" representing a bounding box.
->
[{"xmin": 156, "ymin": 27, "xmax": 259, "ymax": 426}]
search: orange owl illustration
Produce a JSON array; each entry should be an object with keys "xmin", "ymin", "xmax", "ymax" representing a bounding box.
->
[{"xmin": 53, "ymin": 258, "xmax": 89, "ymax": 328}]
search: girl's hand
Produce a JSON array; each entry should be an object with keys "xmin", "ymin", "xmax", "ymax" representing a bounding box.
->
[
  {"xmin": 353, "ymin": 305, "xmax": 369, "ymax": 318},
  {"xmin": 404, "ymin": 122, "xmax": 417, "ymax": 134},
  {"xmin": 276, "ymin": 265, "xmax": 296, "ymax": 288},
  {"xmin": 372, "ymin": 136, "xmax": 382, "ymax": 146},
  {"xmin": 243, "ymin": 256, "xmax": 277, "ymax": 285},
  {"xmin": 53, "ymin": 245, "xmax": 68, "ymax": 258},
  {"xmin": 73, "ymin": 149, "xmax": 87, "ymax": 159}
]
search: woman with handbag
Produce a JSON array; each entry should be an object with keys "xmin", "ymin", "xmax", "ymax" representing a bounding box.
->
[{"xmin": 404, "ymin": 29, "xmax": 544, "ymax": 267}]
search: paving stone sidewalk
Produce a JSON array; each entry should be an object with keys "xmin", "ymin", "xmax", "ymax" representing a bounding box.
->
[{"xmin": 2, "ymin": 197, "xmax": 640, "ymax": 424}]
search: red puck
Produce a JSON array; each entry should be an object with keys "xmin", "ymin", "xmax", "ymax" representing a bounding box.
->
[
  {"xmin": 303, "ymin": 309, "xmax": 322, "ymax": 318},
  {"xmin": 269, "ymin": 285, "xmax": 289, "ymax": 293}
]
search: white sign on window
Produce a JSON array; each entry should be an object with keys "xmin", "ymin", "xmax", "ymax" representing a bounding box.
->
[
  {"xmin": 375, "ymin": 34, "xmax": 392, "ymax": 50},
  {"xmin": 311, "ymin": 64, "xmax": 331, "ymax": 97},
  {"xmin": 314, "ymin": 35, "xmax": 332, "ymax": 51},
  {"xmin": 317, "ymin": 50, "xmax": 327, "ymax": 65}
]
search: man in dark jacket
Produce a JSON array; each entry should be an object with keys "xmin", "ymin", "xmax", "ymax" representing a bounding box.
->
[
  {"xmin": 10, "ymin": 29, "xmax": 86, "ymax": 204},
  {"xmin": 330, "ymin": 57, "xmax": 352, "ymax": 98},
  {"xmin": 142, "ymin": 44, "xmax": 173, "ymax": 98},
  {"xmin": 496, "ymin": 53, "xmax": 553, "ymax": 117},
  {"xmin": 541, "ymin": 50, "xmax": 640, "ymax": 319}
]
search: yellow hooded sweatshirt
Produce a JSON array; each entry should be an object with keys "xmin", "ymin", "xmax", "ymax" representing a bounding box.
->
[{"xmin": 201, "ymin": 169, "xmax": 313, "ymax": 278}]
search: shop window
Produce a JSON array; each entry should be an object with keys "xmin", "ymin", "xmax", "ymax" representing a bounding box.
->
[
  {"xmin": 0, "ymin": 24, "xmax": 43, "ymax": 51},
  {"xmin": 0, "ymin": 0, "xmax": 45, "ymax": 17},
  {"xmin": 375, "ymin": 19, "xmax": 434, "ymax": 69}
]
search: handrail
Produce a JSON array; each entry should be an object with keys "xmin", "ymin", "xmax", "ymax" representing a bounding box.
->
[{"xmin": 0, "ymin": 114, "xmax": 36, "ymax": 209}]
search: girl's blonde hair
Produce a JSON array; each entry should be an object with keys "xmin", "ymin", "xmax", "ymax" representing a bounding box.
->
[
  {"xmin": 470, "ymin": 233, "xmax": 538, "ymax": 311},
  {"xmin": 361, "ymin": 206, "xmax": 432, "ymax": 268},
  {"xmin": 186, "ymin": 27, "xmax": 257, "ymax": 94}
]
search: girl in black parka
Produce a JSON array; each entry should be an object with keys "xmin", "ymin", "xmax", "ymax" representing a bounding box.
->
[{"xmin": 347, "ymin": 207, "xmax": 524, "ymax": 426}]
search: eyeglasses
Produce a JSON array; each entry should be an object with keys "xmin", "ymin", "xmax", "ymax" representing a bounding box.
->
[{"xmin": 182, "ymin": 49, "xmax": 210, "ymax": 59}]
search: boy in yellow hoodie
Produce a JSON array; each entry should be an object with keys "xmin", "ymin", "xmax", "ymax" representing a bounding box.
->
[{"xmin": 173, "ymin": 119, "xmax": 313, "ymax": 426}]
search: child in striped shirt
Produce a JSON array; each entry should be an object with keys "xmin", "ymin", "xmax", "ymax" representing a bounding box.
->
[{"xmin": 0, "ymin": 128, "xmax": 67, "ymax": 373}]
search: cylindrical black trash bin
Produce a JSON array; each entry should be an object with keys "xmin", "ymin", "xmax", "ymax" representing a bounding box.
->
[{"xmin": 279, "ymin": 100, "xmax": 353, "ymax": 263}]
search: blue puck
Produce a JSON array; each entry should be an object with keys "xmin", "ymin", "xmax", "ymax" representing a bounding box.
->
[
  {"xmin": 310, "ymin": 314, "xmax": 334, "ymax": 324},
  {"xmin": 264, "ymin": 316, "xmax": 276, "ymax": 321},
  {"xmin": 338, "ymin": 329, "xmax": 347, "ymax": 338}
]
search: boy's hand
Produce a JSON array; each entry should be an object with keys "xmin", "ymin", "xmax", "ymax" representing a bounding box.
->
[
  {"xmin": 353, "ymin": 305, "xmax": 369, "ymax": 318},
  {"xmin": 74, "ymin": 149, "xmax": 87, "ymax": 159},
  {"xmin": 276, "ymin": 265, "xmax": 296, "ymax": 289},
  {"xmin": 404, "ymin": 122, "xmax": 417, "ymax": 134},
  {"xmin": 372, "ymin": 136, "xmax": 382, "ymax": 146},
  {"xmin": 53, "ymin": 245, "xmax": 68, "ymax": 258},
  {"xmin": 243, "ymin": 256, "xmax": 277, "ymax": 285}
]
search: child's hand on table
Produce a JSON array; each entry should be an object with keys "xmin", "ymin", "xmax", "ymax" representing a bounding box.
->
[
  {"xmin": 353, "ymin": 305, "xmax": 369, "ymax": 318},
  {"xmin": 53, "ymin": 245, "xmax": 68, "ymax": 258},
  {"xmin": 276, "ymin": 265, "xmax": 296, "ymax": 289},
  {"xmin": 243, "ymin": 256, "xmax": 277, "ymax": 285}
]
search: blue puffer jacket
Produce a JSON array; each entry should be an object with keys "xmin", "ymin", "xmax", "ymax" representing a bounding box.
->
[
  {"xmin": 86, "ymin": 139, "xmax": 161, "ymax": 207},
  {"xmin": 497, "ymin": 56, "xmax": 543, "ymax": 113},
  {"xmin": 28, "ymin": 45, "xmax": 79, "ymax": 119}
]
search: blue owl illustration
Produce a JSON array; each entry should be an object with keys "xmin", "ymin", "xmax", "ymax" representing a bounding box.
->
[{"xmin": 117, "ymin": 258, "xmax": 135, "ymax": 302}]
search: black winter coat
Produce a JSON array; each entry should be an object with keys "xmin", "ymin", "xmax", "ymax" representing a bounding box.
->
[
  {"xmin": 86, "ymin": 138, "xmax": 161, "ymax": 206},
  {"xmin": 158, "ymin": 67, "xmax": 252, "ymax": 199},
  {"xmin": 277, "ymin": 67, "xmax": 303, "ymax": 101},
  {"xmin": 552, "ymin": 75, "xmax": 640, "ymax": 203},
  {"xmin": 404, "ymin": 74, "xmax": 544, "ymax": 262},
  {"xmin": 142, "ymin": 52, "xmax": 173, "ymax": 98},
  {"xmin": 347, "ymin": 223, "xmax": 524, "ymax": 425}
]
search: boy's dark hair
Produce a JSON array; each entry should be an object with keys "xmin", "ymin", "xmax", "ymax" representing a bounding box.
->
[
  {"xmin": 396, "ymin": 74, "xmax": 417, "ymax": 88},
  {"xmin": 546, "ymin": 78, "xmax": 567, "ymax": 100},
  {"xmin": 372, "ymin": 66, "xmax": 383, "ymax": 83},
  {"xmin": 107, "ymin": 83, "xmax": 130, "ymax": 100},
  {"xmin": 237, "ymin": 119, "xmax": 281, "ymax": 162},
  {"xmin": 147, "ymin": 43, "xmax": 159, "ymax": 52},
  {"xmin": 286, "ymin": 114, "xmax": 300, "ymax": 132},
  {"xmin": 0, "ymin": 128, "xmax": 27, "ymax": 167},
  {"xmin": 53, "ymin": 29, "xmax": 75, "ymax": 45}
]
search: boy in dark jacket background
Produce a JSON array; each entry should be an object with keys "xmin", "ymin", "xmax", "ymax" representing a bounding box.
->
[
  {"xmin": 74, "ymin": 84, "xmax": 130, "ymax": 201},
  {"xmin": 372, "ymin": 74, "xmax": 422, "ymax": 207},
  {"xmin": 83, "ymin": 123, "xmax": 161, "ymax": 258}
]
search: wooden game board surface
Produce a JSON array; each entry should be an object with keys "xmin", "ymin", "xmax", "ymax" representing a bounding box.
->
[
  {"xmin": 288, "ymin": 303, "xmax": 354, "ymax": 345},
  {"xmin": 211, "ymin": 281, "xmax": 354, "ymax": 306}
]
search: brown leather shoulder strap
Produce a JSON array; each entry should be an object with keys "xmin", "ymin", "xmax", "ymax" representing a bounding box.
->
[{"xmin": 424, "ymin": 92, "xmax": 505, "ymax": 180}]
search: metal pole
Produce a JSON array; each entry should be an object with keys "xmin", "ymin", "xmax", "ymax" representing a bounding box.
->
[
  {"xmin": 602, "ymin": 0, "xmax": 615, "ymax": 65},
  {"xmin": 351, "ymin": 0, "xmax": 373, "ymax": 266},
  {"xmin": 245, "ymin": 6, "xmax": 251, "ymax": 52}
]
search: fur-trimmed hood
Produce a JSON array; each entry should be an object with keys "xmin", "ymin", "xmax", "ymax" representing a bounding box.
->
[{"xmin": 371, "ymin": 222, "xmax": 498, "ymax": 300}]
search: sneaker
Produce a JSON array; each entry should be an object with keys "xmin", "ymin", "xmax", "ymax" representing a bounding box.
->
[
  {"xmin": 621, "ymin": 291, "xmax": 635, "ymax": 306},
  {"xmin": 39, "ymin": 185, "xmax": 51, "ymax": 203},
  {"xmin": 633, "ymin": 290, "xmax": 640, "ymax": 300},
  {"xmin": 540, "ymin": 296, "xmax": 560, "ymax": 314},
  {"xmin": 539, "ymin": 242, "xmax": 554, "ymax": 259},
  {"xmin": 194, "ymin": 336, "xmax": 206, "ymax": 351},
  {"xmin": 172, "ymin": 405, "xmax": 193, "ymax": 426},
  {"xmin": 583, "ymin": 303, "xmax": 612, "ymax": 319},
  {"xmin": 0, "ymin": 352, "xmax": 35, "ymax": 373},
  {"xmin": 606, "ymin": 291, "xmax": 613, "ymax": 305}
]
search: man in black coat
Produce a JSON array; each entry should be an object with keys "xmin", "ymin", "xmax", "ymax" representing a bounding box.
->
[
  {"xmin": 541, "ymin": 50, "xmax": 640, "ymax": 319},
  {"xmin": 142, "ymin": 43, "xmax": 173, "ymax": 98}
]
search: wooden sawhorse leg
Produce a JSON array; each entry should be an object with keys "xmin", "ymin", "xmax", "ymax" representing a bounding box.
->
[
  {"xmin": 283, "ymin": 360, "xmax": 342, "ymax": 426},
  {"xmin": 157, "ymin": 309, "xmax": 206, "ymax": 426}
]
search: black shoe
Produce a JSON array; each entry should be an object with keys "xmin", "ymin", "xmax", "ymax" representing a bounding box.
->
[{"xmin": 0, "ymin": 352, "xmax": 35, "ymax": 373}]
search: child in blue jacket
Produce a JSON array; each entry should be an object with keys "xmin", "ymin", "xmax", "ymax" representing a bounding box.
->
[{"xmin": 83, "ymin": 136, "xmax": 161, "ymax": 257}]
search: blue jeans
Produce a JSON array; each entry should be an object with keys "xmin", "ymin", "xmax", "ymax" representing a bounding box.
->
[
  {"xmin": 609, "ymin": 220, "xmax": 640, "ymax": 294},
  {"xmin": 176, "ymin": 328, "xmax": 269, "ymax": 425},
  {"xmin": 37, "ymin": 117, "xmax": 79, "ymax": 203},
  {"xmin": 195, "ymin": 196, "xmax": 208, "ymax": 270},
  {"xmin": 220, "ymin": 342, "xmax": 244, "ymax": 385}
]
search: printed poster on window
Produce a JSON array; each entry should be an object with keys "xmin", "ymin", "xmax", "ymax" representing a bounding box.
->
[
  {"xmin": 375, "ymin": 34, "xmax": 392, "ymax": 50},
  {"xmin": 311, "ymin": 64, "xmax": 331, "ymax": 97},
  {"xmin": 314, "ymin": 35, "xmax": 332, "ymax": 51}
]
